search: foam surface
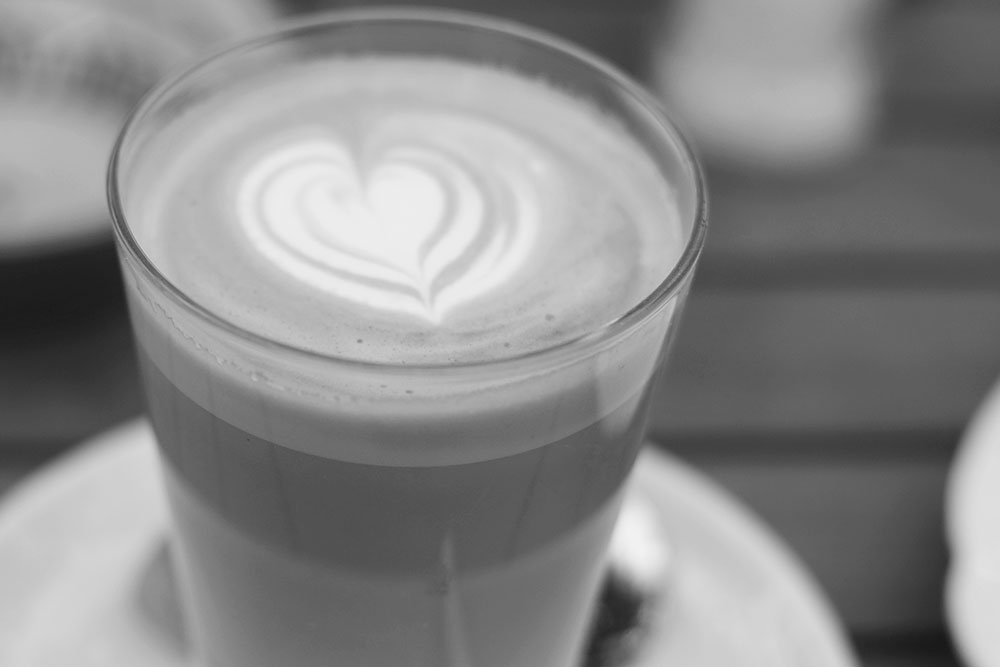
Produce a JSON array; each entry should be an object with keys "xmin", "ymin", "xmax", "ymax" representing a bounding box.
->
[{"xmin": 128, "ymin": 57, "xmax": 682, "ymax": 363}]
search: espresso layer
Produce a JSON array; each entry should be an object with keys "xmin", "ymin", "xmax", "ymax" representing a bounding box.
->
[{"xmin": 126, "ymin": 57, "xmax": 681, "ymax": 363}]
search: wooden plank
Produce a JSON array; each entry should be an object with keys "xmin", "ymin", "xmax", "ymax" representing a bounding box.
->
[
  {"xmin": 665, "ymin": 445, "xmax": 953, "ymax": 635},
  {"xmin": 650, "ymin": 290, "xmax": 1000, "ymax": 435},
  {"xmin": 890, "ymin": 0, "xmax": 1000, "ymax": 104},
  {"xmin": 0, "ymin": 306, "xmax": 143, "ymax": 452},
  {"xmin": 861, "ymin": 652, "xmax": 959, "ymax": 667},
  {"xmin": 697, "ymin": 140, "xmax": 1000, "ymax": 290},
  {"xmin": 290, "ymin": 0, "xmax": 656, "ymax": 16},
  {"xmin": 856, "ymin": 630, "xmax": 962, "ymax": 667},
  {"xmin": 284, "ymin": 0, "xmax": 657, "ymax": 72}
]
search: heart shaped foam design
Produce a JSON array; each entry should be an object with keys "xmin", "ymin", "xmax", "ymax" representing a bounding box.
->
[{"xmin": 237, "ymin": 133, "xmax": 538, "ymax": 323}]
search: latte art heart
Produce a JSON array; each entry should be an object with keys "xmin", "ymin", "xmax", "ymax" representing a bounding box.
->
[
  {"xmin": 237, "ymin": 131, "xmax": 538, "ymax": 323},
  {"xmin": 134, "ymin": 58, "xmax": 683, "ymax": 363}
]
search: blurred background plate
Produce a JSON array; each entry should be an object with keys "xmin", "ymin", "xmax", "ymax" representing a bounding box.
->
[
  {"xmin": 946, "ymin": 377, "xmax": 1000, "ymax": 667},
  {"xmin": 0, "ymin": 0, "xmax": 280, "ymax": 320},
  {"xmin": 0, "ymin": 0, "xmax": 278, "ymax": 259}
]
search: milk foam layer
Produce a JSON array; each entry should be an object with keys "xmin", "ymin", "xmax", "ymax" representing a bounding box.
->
[{"xmin": 129, "ymin": 58, "xmax": 682, "ymax": 363}]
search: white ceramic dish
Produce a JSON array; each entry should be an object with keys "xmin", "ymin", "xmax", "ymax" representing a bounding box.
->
[{"xmin": 947, "ymin": 379, "xmax": 1000, "ymax": 667}]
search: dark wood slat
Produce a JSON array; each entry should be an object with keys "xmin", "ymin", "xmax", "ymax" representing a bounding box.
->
[
  {"xmin": 651, "ymin": 290, "xmax": 1000, "ymax": 435},
  {"xmin": 862, "ymin": 651, "xmax": 960, "ymax": 667},
  {"xmin": 291, "ymin": 0, "xmax": 656, "ymax": 15},
  {"xmin": 675, "ymin": 450, "xmax": 952, "ymax": 635},
  {"xmin": 285, "ymin": 0, "xmax": 658, "ymax": 72},
  {"xmin": 0, "ymin": 304, "xmax": 143, "ymax": 452},
  {"xmin": 660, "ymin": 428, "xmax": 961, "ymax": 463},
  {"xmin": 857, "ymin": 631, "xmax": 962, "ymax": 667},
  {"xmin": 863, "ymin": 658, "xmax": 959, "ymax": 667},
  {"xmin": 698, "ymin": 141, "xmax": 1000, "ymax": 290},
  {"xmin": 890, "ymin": 0, "xmax": 1000, "ymax": 104}
]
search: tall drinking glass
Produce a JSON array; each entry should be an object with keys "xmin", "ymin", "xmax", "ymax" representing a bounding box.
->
[{"xmin": 109, "ymin": 10, "xmax": 707, "ymax": 667}]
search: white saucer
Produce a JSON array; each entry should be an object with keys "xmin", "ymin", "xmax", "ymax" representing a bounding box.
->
[
  {"xmin": 947, "ymin": 379, "xmax": 1000, "ymax": 667},
  {"xmin": 0, "ymin": 420, "xmax": 857, "ymax": 667}
]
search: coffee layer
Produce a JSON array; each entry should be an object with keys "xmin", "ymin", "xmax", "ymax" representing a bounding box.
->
[{"xmin": 126, "ymin": 57, "xmax": 682, "ymax": 364}]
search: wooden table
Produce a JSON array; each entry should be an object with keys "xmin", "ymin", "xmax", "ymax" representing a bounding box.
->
[{"xmin": 3, "ymin": 1, "xmax": 996, "ymax": 665}]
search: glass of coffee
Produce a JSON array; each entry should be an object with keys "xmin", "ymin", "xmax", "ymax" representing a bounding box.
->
[{"xmin": 108, "ymin": 10, "xmax": 706, "ymax": 667}]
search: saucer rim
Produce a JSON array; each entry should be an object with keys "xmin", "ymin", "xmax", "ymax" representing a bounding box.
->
[{"xmin": 0, "ymin": 419, "xmax": 859, "ymax": 667}]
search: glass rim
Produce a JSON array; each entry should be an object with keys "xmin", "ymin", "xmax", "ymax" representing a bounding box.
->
[{"xmin": 107, "ymin": 7, "xmax": 708, "ymax": 374}]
